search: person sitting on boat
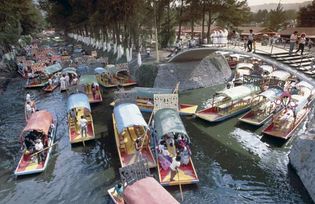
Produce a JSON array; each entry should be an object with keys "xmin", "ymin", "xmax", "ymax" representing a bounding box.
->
[
  {"xmin": 170, "ymin": 155, "xmax": 181, "ymax": 182},
  {"xmin": 65, "ymin": 74, "xmax": 70, "ymax": 88},
  {"xmin": 48, "ymin": 78, "xmax": 53, "ymax": 88},
  {"xmin": 34, "ymin": 139, "xmax": 44, "ymax": 164},
  {"xmin": 92, "ymin": 83, "xmax": 97, "ymax": 99},
  {"xmin": 23, "ymin": 136, "xmax": 35, "ymax": 152},
  {"xmin": 166, "ymin": 134, "xmax": 175, "ymax": 147},
  {"xmin": 79, "ymin": 115, "xmax": 88, "ymax": 138},
  {"xmin": 60, "ymin": 74, "xmax": 66, "ymax": 91},
  {"xmin": 71, "ymin": 76, "xmax": 78, "ymax": 86},
  {"xmin": 113, "ymin": 183, "xmax": 124, "ymax": 201},
  {"xmin": 180, "ymin": 146, "xmax": 191, "ymax": 165},
  {"xmin": 134, "ymin": 138, "xmax": 143, "ymax": 161}
]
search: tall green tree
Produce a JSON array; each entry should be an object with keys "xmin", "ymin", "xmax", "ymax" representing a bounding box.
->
[
  {"xmin": 266, "ymin": 2, "xmax": 286, "ymax": 31},
  {"xmin": 297, "ymin": 0, "xmax": 315, "ymax": 27}
]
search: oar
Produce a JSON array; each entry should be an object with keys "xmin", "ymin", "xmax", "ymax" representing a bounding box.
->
[
  {"xmin": 177, "ymin": 169, "xmax": 184, "ymax": 201},
  {"xmin": 30, "ymin": 142, "xmax": 58, "ymax": 157}
]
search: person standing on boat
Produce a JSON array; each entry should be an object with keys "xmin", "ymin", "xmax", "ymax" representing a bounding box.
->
[
  {"xmin": 25, "ymin": 101, "xmax": 34, "ymax": 120},
  {"xmin": 34, "ymin": 139, "xmax": 44, "ymax": 164},
  {"xmin": 113, "ymin": 183, "xmax": 124, "ymax": 202},
  {"xmin": 289, "ymin": 31, "xmax": 298, "ymax": 55},
  {"xmin": 72, "ymin": 76, "xmax": 78, "ymax": 86},
  {"xmin": 79, "ymin": 116, "xmax": 88, "ymax": 138},
  {"xmin": 48, "ymin": 78, "xmax": 53, "ymax": 89},
  {"xmin": 170, "ymin": 155, "xmax": 181, "ymax": 182},
  {"xmin": 134, "ymin": 138, "xmax": 143, "ymax": 162},
  {"xmin": 60, "ymin": 74, "xmax": 66, "ymax": 91}
]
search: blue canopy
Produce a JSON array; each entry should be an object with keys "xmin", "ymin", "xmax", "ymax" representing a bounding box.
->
[
  {"xmin": 94, "ymin": 67, "xmax": 109, "ymax": 75},
  {"xmin": 114, "ymin": 103, "xmax": 148, "ymax": 134},
  {"xmin": 67, "ymin": 93, "xmax": 91, "ymax": 112},
  {"xmin": 154, "ymin": 108, "xmax": 187, "ymax": 140}
]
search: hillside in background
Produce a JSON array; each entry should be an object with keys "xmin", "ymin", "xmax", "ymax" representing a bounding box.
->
[{"xmin": 250, "ymin": 1, "xmax": 311, "ymax": 12}]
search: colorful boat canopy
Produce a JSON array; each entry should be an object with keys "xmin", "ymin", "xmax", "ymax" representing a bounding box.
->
[
  {"xmin": 269, "ymin": 70, "xmax": 291, "ymax": 81},
  {"xmin": 123, "ymin": 177, "xmax": 179, "ymax": 204},
  {"xmin": 62, "ymin": 67, "xmax": 77, "ymax": 75},
  {"xmin": 23, "ymin": 110, "xmax": 53, "ymax": 135},
  {"xmin": 106, "ymin": 64, "xmax": 128, "ymax": 75},
  {"xmin": 44, "ymin": 63, "xmax": 62, "ymax": 75},
  {"xmin": 217, "ymin": 85, "xmax": 260, "ymax": 101},
  {"xmin": 154, "ymin": 108, "xmax": 187, "ymax": 140},
  {"xmin": 67, "ymin": 93, "xmax": 91, "ymax": 112},
  {"xmin": 259, "ymin": 88, "xmax": 283, "ymax": 101},
  {"xmin": 114, "ymin": 103, "xmax": 148, "ymax": 134},
  {"xmin": 134, "ymin": 87, "xmax": 172, "ymax": 99},
  {"xmin": 94, "ymin": 67, "xmax": 109, "ymax": 75},
  {"xmin": 260, "ymin": 65, "xmax": 273, "ymax": 74},
  {"xmin": 79, "ymin": 75, "xmax": 98, "ymax": 85},
  {"xmin": 236, "ymin": 63, "xmax": 254, "ymax": 70}
]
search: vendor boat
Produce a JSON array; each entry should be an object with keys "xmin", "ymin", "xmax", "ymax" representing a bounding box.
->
[
  {"xmin": 196, "ymin": 84, "xmax": 261, "ymax": 122},
  {"xmin": 25, "ymin": 63, "xmax": 62, "ymax": 88},
  {"xmin": 79, "ymin": 75, "xmax": 102, "ymax": 103},
  {"xmin": 239, "ymin": 87, "xmax": 283, "ymax": 126},
  {"xmin": 15, "ymin": 110, "xmax": 57, "ymax": 176},
  {"xmin": 112, "ymin": 103, "xmax": 156, "ymax": 168},
  {"xmin": 67, "ymin": 93, "xmax": 95, "ymax": 144},
  {"xmin": 94, "ymin": 67, "xmax": 119, "ymax": 88},
  {"xmin": 153, "ymin": 108, "xmax": 199, "ymax": 186},
  {"xmin": 262, "ymin": 81, "xmax": 315, "ymax": 139},
  {"xmin": 111, "ymin": 87, "xmax": 198, "ymax": 116}
]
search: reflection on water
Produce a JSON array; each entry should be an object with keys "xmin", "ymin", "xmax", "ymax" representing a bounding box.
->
[{"xmin": 0, "ymin": 79, "xmax": 313, "ymax": 204}]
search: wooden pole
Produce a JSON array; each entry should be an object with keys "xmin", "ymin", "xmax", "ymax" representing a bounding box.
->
[
  {"xmin": 30, "ymin": 142, "xmax": 57, "ymax": 157},
  {"xmin": 177, "ymin": 169, "xmax": 184, "ymax": 201}
]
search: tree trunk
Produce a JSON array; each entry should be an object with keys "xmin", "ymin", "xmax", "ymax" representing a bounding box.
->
[
  {"xmin": 207, "ymin": 10, "xmax": 211, "ymax": 44},
  {"xmin": 201, "ymin": 2, "xmax": 205, "ymax": 44},
  {"xmin": 177, "ymin": 0, "xmax": 184, "ymax": 40},
  {"xmin": 190, "ymin": 2, "xmax": 194, "ymax": 38}
]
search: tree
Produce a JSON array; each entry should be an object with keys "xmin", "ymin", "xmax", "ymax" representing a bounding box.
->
[
  {"xmin": 298, "ymin": 0, "xmax": 315, "ymax": 27},
  {"xmin": 266, "ymin": 2, "xmax": 286, "ymax": 31}
]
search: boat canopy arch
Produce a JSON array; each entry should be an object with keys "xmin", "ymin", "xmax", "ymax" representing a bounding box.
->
[
  {"xmin": 62, "ymin": 67, "xmax": 77, "ymax": 76},
  {"xmin": 134, "ymin": 87, "xmax": 172, "ymax": 99},
  {"xmin": 259, "ymin": 88, "xmax": 283, "ymax": 101},
  {"xmin": 94, "ymin": 67, "xmax": 109, "ymax": 75},
  {"xmin": 260, "ymin": 65, "xmax": 274, "ymax": 74},
  {"xmin": 154, "ymin": 108, "xmax": 188, "ymax": 140},
  {"xmin": 44, "ymin": 63, "xmax": 62, "ymax": 76},
  {"xmin": 114, "ymin": 103, "xmax": 148, "ymax": 134},
  {"xmin": 23, "ymin": 110, "xmax": 53, "ymax": 135},
  {"xmin": 269, "ymin": 70, "xmax": 291, "ymax": 81},
  {"xmin": 236, "ymin": 63, "xmax": 254, "ymax": 70},
  {"xmin": 67, "ymin": 93, "xmax": 91, "ymax": 112},
  {"xmin": 79, "ymin": 75, "xmax": 98, "ymax": 85},
  {"xmin": 217, "ymin": 85, "xmax": 260, "ymax": 101}
]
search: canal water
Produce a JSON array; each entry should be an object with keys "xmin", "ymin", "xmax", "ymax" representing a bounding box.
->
[{"xmin": 0, "ymin": 75, "xmax": 313, "ymax": 204}]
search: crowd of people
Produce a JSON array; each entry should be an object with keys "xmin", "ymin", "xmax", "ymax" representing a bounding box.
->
[{"xmin": 156, "ymin": 132, "xmax": 191, "ymax": 181}]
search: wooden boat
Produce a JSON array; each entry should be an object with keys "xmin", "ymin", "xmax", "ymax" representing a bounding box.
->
[
  {"xmin": 109, "ymin": 64, "xmax": 137, "ymax": 87},
  {"xmin": 110, "ymin": 87, "xmax": 198, "ymax": 116},
  {"xmin": 112, "ymin": 103, "xmax": 156, "ymax": 168},
  {"xmin": 262, "ymin": 81, "xmax": 314, "ymax": 139},
  {"xmin": 153, "ymin": 108, "xmax": 199, "ymax": 186},
  {"xmin": 94, "ymin": 67, "xmax": 119, "ymax": 88},
  {"xmin": 239, "ymin": 88, "xmax": 283, "ymax": 126},
  {"xmin": 108, "ymin": 177, "xmax": 179, "ymax": 204},
  {"xmin": 67, "ymin": 93, "xmax": 95, "ymax": 144},
  {"xmin": 79, "ymin": 75, "xmax": 103, "ymax": 103},
  {"xmin": 196, "ymin": 85, "xmax": 261, "ymax": 122},
  {"xmin": 25, "ymin": 63, "xmax": 62, "ymax": 88},
  {"xmin": 15, "ymin": 110, "xmax": 57, "ymax": 176}
]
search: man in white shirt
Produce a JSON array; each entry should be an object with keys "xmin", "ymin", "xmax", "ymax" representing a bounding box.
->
[
  {"xmin": 247, "ymin": 29, "xmax": 254, "ymax": 52},
  {"xmin": 35, "ymin": 139, "xmax": 44, "ymax": 163},
  {"xmin": 170, "ymin": 155, "xmax": 181, "ymax": 182},
  {"xmin": 25, "ymin": 101, "xmax": 34, "ymax": 120},
  {"xmin": 65, "ymin": 74, "xmax": 70, "ymax": 87},
  {"xmin": 79, "ymin": 116, "xmax": 88, "ymax": 137},
  {"xmin": 60, "ymin": 74, "xmax": 66, "ymax": 91},
  {"xmin": 289, "ymin": 31, "xmax": 298, "ymax": 55}
]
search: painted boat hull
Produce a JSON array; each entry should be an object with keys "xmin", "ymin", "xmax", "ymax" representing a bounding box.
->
[
  {"xmin": 196, "ymin": 107, "xmax": 251, "ymax": 123},
  {"xmin": 112, "ymin": 114, "xmax": 156, "ymax": 168},
  {"xmin": 238, "ymin": 110, "xmax": 274, "ymax": 126},
  {"xmin": 25, "ymin": 81, "xmax": 48, "ymax": 88},
  {"xmin": 14, "ymin": 120, "xmax": 57, "ymax": 176},
  {"xmin": 262, "ymin": 107, "xmax": 311, "ymax": 140},
  {"xmin": 43, "ymin": 84, "xmax": 59, "ymax": 92}
]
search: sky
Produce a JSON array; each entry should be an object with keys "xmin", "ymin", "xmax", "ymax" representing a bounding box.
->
[{"xmin": 247, "ymin": 0, "xmax": 306, "ymax": 6}]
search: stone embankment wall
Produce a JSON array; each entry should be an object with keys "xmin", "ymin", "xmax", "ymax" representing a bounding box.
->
[
  {"xmin": 289, "ymin": 134, "xmax": 315, "ymax": 202},
  {"xmin": 153, "ymin": 53, "xmax": 232, "ymax": 91}
]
